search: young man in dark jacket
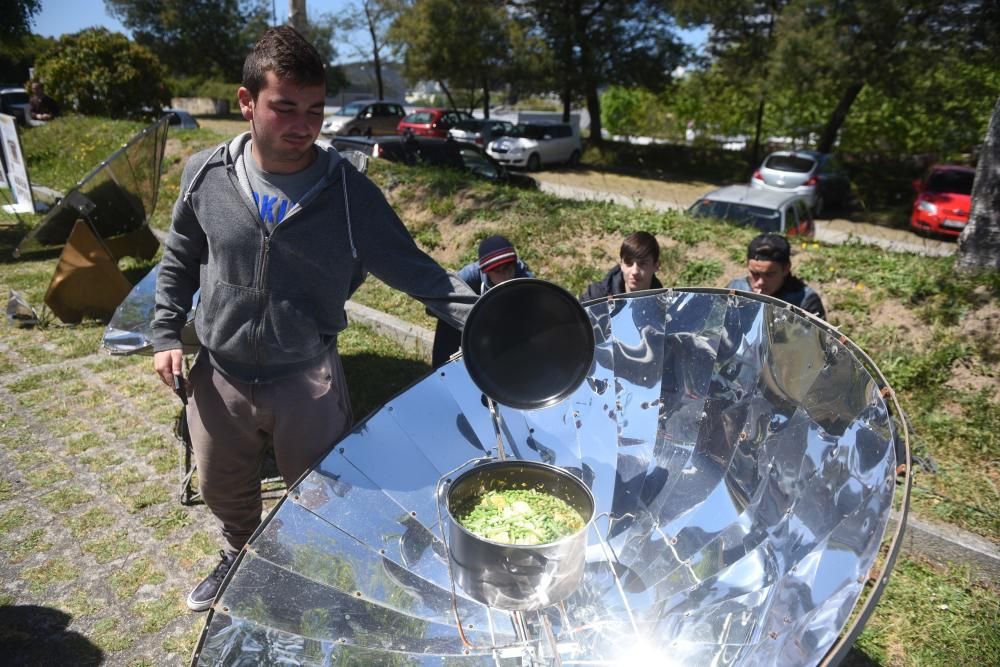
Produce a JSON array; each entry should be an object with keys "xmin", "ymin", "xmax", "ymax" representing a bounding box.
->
[
  {"xmin": 151, "ymin": 26, "xmax": 477, "ymax": 612},
  {"xmin": 727, "ymin": 233, "xmax": 826, "ymax": 318},
  {"xmin": 580, "ymin": 231, "xmax": 662, "ymax": 301},
  {"xmin": 431, "ymin": 235, "xmax": 533, "ymax": 367}
]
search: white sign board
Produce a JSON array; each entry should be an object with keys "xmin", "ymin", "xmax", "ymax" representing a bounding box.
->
[{"xmin": 0, "ymin": 113, "xmax": 35, "ymax": 213}]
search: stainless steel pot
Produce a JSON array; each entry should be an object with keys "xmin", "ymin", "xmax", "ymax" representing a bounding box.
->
[{"xmin": 445, "ymin": 460, "xmax": 595, "ymax": 611}]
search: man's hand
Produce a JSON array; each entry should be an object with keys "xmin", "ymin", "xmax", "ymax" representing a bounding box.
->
[{"xmin": 154, "ymin": 349, "xmax": 184, "ymax": 387}]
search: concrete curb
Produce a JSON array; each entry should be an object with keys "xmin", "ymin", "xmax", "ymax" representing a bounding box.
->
[
  {"xmin": 889, "ymin": 510, "xmax": 999, "ymax": 586},
  {"xmin": 345, "ymin": 300, "xmax": 433, "ymax": 359},
  {"xmin": 347, "ymin": 299, "xmax": 1000, "ymax": 586}
]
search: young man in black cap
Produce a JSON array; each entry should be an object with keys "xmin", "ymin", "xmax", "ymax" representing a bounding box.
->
[
  {"xmin": 431, "ymin": 235, "xmax": 533, "ymax": 367},
  {"xmin": 580, "ymin": 231, "xmax": 662, "ymax": 301},
  {"xmin": 728, "ymin": 233, "xmax": 826, "ymax": 318}
]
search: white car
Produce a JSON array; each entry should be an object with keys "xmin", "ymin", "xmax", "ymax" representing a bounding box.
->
[{"xmin": 486, "ymin": 122, "xmax": 581, "ymax": 171}]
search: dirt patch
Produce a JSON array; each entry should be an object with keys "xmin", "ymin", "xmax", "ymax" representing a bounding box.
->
[
  {"xmin": 871, "ymin": 300, "xmax": 930, "ymax": 346},
  {"xmin": 945, "ymin": 301, "xmax": 1000, "ymax": 400}
]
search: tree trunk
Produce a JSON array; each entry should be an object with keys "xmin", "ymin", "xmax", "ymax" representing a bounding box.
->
[
  {"xmin": 749, "ymin": 96, "xmax": 765, "ymax": 176},
  {"xmin": 438, "ymin": 80, "xmax": 458, "ymax": 112},
  {"xmin": 956, "ymin": 95, "xmax": 1000, "ymax": 273},
  {"xmin": 586, "ymin": 83, "xmax": 602, "ymax": 145},
  {"xmin": 817, "ymin": 81, "xmax": 864, "ymax": 153},
  {"xmin": 482, "ymin": 78, "xmax": 490, "ymax": 119},
  {"xmin": 364, "ymin": 3, "xmax": 384, "ymax": 100}
]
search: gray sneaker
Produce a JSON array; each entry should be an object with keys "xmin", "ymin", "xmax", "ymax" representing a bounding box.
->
[{"xmin": 186, "ymin": 550, "xmax": 237, "ymax": 612}]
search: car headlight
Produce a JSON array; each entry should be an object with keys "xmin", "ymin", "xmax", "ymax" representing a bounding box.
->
[{"xmin": 918, "ymin": 200, "xmax": 937, "ymax": 215}]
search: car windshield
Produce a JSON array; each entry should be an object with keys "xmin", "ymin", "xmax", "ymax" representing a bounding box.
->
[
  {"xmin": 404, "ymin": 111, "xmax": 435, "ymax": 124},
  {"xmin": 3, "ymin": 91, "xmax": 29, "ymax": 105},
  {"xmin": 511, "ymin": 125, "xmax": 548, "ymax": 140},
  {"xmin": 926, "ymin": 170, "xmax": 974, "ymax": 195},
  {"xmin": 338, "ymin": 101, "xmax": 371, "ymax": 116},
  {"xmin": 764, "ymin": 154, "xmax": 816, "ymax": 173},
  {"xmin": 691, "ymin": 199, "xmax": 782, "ymax": 233}
]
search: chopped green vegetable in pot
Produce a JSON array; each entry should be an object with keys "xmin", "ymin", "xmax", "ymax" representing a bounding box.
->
[{"xmin": 455, "ymin": 488, "xmax": 585, "ymax": 545}]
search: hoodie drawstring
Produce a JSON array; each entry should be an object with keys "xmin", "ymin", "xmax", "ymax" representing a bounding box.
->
[{"xmin": 342, "ymin": 164, "xmax": 358, "ymax": 259}]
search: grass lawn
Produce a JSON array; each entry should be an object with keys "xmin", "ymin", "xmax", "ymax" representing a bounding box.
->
[{"xmin": 0, "ymin": 116, "xmax": 996, "ymax": 666}]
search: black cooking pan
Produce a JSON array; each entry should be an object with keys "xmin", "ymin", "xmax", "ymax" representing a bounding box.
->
[{"xmin": 461, "ymin": 278, "xmax": 595, "ymax": 410}]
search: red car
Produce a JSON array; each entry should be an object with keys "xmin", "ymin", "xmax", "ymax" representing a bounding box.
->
[
  {"xmin": 396, "ymin": 108, "xmax": 472, "ymax": 138},
  {"xmin": 910, "ymin": 165, "xmax": 975, "ymax": 238}
]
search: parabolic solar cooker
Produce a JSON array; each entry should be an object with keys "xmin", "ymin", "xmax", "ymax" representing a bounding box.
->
[{"xmin": 176, "ymin": 279, "xmax": 910, "ymax": 666}]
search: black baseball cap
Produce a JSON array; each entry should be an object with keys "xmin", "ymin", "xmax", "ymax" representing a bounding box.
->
[{"xmin": 747, "ymin": 233, "xmax": 791, "ymax": 264}]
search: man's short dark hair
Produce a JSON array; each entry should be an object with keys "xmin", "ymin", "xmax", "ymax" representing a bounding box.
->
[
  {"xmin": 620, "ymin": 231, "xmax": 660, "ymax": 264},
  {"xmin": 747, "ymin": 233, "xmax": 791, "ymax": 264},
  {"xmin": 243, "ymin": 26, "xmax": 325, "ymax": 99}
]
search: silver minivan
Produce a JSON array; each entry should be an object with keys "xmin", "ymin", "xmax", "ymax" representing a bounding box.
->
[
  {"xmin": 486, "ymin": 122, "xmax": 581, "ymax": 171},
  {"xmin": 688, "ymin": 185, "xmax": 815, "ymax": 237}
]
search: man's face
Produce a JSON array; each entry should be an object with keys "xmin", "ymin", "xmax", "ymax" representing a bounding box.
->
[
  {"xmin": 620, "ymin": 255, "xmax": 658, "ymax": 292},
  {"xmin": 485, "ymin": 263, "xmax": 516, "ymax": 286},
  {"xmin": 238, "ymin": 70, "xmax": 325, "ymax": 173},
  {"xmin": 747, "ymin": 258, "xmax": 790, "ymax": 296}
]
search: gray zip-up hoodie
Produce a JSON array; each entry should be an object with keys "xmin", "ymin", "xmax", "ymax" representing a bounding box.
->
[{"xmin": 152, "ymin": 133, "xmax": 477, "ymax": 382}]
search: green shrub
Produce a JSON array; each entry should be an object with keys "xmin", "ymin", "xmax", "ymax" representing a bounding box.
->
[{"xmin": 33, "ymin": 28, "xmax": 169, "ymax": 118}]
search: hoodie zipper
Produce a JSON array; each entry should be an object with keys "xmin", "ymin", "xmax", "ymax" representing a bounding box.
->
[{"xmin": 252, "ymin": 234, "xmax": 271, "ymax": 381}]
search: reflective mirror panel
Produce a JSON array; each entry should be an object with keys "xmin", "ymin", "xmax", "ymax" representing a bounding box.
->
[
  {"xmin": 16, "ymin": 117, "xmax": 170, "ymax": 257},
  {"xmin": 102, "ymin": 262, "xmax": 200, "ymax": 355},
  {"xmin": 195, "ymin": 290, "xmax": 902, "ymax": 667}
]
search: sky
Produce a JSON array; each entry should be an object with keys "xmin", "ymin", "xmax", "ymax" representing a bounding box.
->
[{"xmin": 32, "ymin": 0, "xmax": 706, "ymax": 64}]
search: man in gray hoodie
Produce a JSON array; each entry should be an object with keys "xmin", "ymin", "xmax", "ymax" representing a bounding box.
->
[{"xmin": 152, "ymin": 26, "xmax": 477, "ymax": 612}]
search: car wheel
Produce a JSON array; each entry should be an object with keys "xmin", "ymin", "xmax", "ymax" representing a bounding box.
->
[
  {"xmin": 568, "ymin": 150, "xmax": 581, "ymax": 167},
  {"xmin": 527, "ymin": 153, "xmax": 541, "ymax": 171}
]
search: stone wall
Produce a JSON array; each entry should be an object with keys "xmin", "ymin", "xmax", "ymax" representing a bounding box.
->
[{"xmin": 169, "ymin": 97, "xmax": 229, "ymax": 116}]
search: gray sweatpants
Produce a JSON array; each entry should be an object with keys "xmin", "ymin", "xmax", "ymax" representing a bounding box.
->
[{"xmin": 185, "ymin": 347, "xmax": 352, "ymax": 552}]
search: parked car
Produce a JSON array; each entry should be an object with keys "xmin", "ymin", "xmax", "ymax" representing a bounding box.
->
[
  {"xmin": 333, "ymin": 101, "xmax": 407, "ymax": 137},
  {"xmin": 448, "ymin": 118, "xmax": 515, "ymax": 147},
  {"xmin": 486, "ymin": 122, "xmax": 581, "ymax": 171},
  {"xmin": 688, "ymin": 185, "xmax": 815, "ymax": 236},
  {"xmin": 321, "ymin": 99, "xmax": 375, "ymax": 135},
  {"xmin": 750, "ymin": 150, "xmax": 851, "ymax": 216},
  {"xmin": 396, "ymin": 108, "xmax": 472, "ymax": 138},
  {"xmin": 909, "ymin": 164, "xmax": 975, "ymax": 238},
  {"xmin": 163, "ymin": 108, "xmax": 199, "ymax": 130},
  {"xmin": 0, "ymin": 86, "xmax": 30, "ymax": 121},
  {"xmin": 327, "ymin": 134, "xmax": 535, "ymax": 188}
]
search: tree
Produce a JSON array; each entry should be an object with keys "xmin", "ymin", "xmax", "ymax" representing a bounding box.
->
[
  {"xmin": 515, "ymin": 0, "xmax": 685, "ymax": 143},
  {"xmin": 673, "ymin": 0, "xmax": 789, "ymax": 168},
  {"xmin": 676, "ymin": 0, "xmax": 1000, "ymax": 156},
  {"xmin": 0, "ymin": 33, "xmax": 54, "ymax": 84},
  {"xmin": 390, "ymin": 0, "xmax": 511, "ymax": 115},
  {"xmin": 33, "ymin": 28, "xmax": 170, "ymax": 118},
  {"xmin": 956, "ymin": 96, "xmax": 1000, "ymax": 273},
  {"xmin": 0, "ymin": 0, "xmax": 41, "ymax": 41},
  {"xmin": 297, "ymin": 13, "xmax": 350, "ymax": 94},
  {"xmin": 339, "ymin": 0, "xmax": 405, "ymax": 101},
  {"xmin": 105, "ymin": 0, "xmax": 270, "ymax": 79}
]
